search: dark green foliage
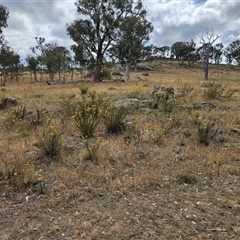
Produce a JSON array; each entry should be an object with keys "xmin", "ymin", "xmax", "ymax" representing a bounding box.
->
[
  {"xmin": 66, "ymin": 0, "xmax": 150, "ymax": 82},
  {"xmin": 0, "ymin": 4, "xmax": 9, "ymax": 34}
]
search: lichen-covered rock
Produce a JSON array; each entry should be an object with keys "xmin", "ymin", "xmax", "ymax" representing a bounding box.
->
[{"xmin": 113, "ymin": 98, "xmax": 140, "ymax": 110}]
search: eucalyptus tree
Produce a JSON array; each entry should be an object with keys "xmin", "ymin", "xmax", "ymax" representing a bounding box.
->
[
  {"xmin": 210, "ymin": 43, "xmax": 224, "ymax": 64},
  {"xmin": 171, "ymin": 40, "xmax": 196, "ymax": 66},
  {"xmin": 0, "ymin": 40, "xmax": 21, "ymax": 85},
  {"xmin": 31, "ymin": 37, "xmax": 71, "ymax": 82},
  {"xmin": 0, "ymin": 4, "xmax": 9, "ymax": 35},
  {"xmin": 108, "ymin": 15, "xmax": 153, "ymax": 82},
  {"xmin": 153, "ymin": 46, "xmax": 170, "ymax": 59},
  {"xmin": 26, "ymin": 55, "xmax": 39, "ymax": 82},
  {"xmin": 66, "ymin": 0, "xmax": 149, "ymax": 82},
  {"xmin": 224, "ymin": 39, "xmax": 240, "ymax": 65}
]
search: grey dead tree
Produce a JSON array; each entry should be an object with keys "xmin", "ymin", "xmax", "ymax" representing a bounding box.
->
[{"xmin": 199, "ymin": 29, "xmax": 221, "ymax": 80}]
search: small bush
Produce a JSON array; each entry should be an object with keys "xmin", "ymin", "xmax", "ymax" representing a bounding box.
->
[
  {"xmin": 103, "ymin": 106, "xmax": 128, "ymax": 134},
  {"xmin": 60, "ymin": 94, "xmax": 76, "ymax": 116},
  {"xmin": 178, "ymin": 84, "xmax": 193, "ymax": 96},
  {"xmin": 203, "ymin": 82, "xmax": 225, "ymax": 100},
  {"xmin": 29, "ymin": 108, "xmax": 46, "ymax": 128},
  {"xmin": 153, "ymin": 92, "xmax": 178, "ymax": 114},
  {"xmin": 12, "ymin": 105, "xmax": 26, "ymax": 119},
  {"xmin": 194, "ymin": 116, "xmax": 217, "ymax": 146},
  {"xmin": 83, "ymin": 137, "xmax": 100, "ymax": 163},
  {"xmin": 99, "ymin": 69, "xmax": 111, "ymax": 81},
  {"xmin": 36, "ymin": 123, "xmax": 62, "ymax": 157},
  {"xmin": 79, "ymin": 82, "xmax": 89, "ymax": 95},
  {"xmin": 73, "ymin": 91, "xmax": 109, "ymax": 138},
  {"xmin": 127, "ymin": 87, "xmax": 143, "ymax": 98},
  {"xmin": 11, "ymin": 161, "xmax": 42, "ymax": 189}
]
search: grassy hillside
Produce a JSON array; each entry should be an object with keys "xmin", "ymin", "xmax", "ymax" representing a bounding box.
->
[{"xmin": 1, "ymin": 60, "xmax": 240, "ymax": 239}]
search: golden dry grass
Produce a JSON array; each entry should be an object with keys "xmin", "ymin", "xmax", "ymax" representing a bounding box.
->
[{"xmin": 0, "ymin": 60, "xmax": 240, "ymax": 239}]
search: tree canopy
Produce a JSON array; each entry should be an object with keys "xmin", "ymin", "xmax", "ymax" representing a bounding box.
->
[
  {"xmin": 66, "ymin": 0, "xmax": 150, "ymax": 82},
  {"xmin": 108, "ymin": 15, "xmax": 153, "ymax": 82},
  {"xmin": 0, "ymin": 5, "xmax": 9, "ymax": 35}
]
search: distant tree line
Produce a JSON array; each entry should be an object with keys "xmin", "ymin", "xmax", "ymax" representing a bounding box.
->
[{"xmin": 1, "ymin": 2, "xmax": 240, "ymax": 85}]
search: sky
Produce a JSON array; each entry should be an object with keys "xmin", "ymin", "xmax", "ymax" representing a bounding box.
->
[{"xmin": 1, "ymin": 0, "xmax": 240, "ymax": 62}]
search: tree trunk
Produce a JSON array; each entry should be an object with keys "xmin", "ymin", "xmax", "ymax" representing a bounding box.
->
[
  {"xmin": 94, "ymin": 56, "xmax": 103, "ymax": 82},
  {"xmin": 33, "ymin": 70, "xmax": 37, "ymax": 82},
  {"xmin": 204, "ymin": 61, "xmax": 209, "ymax": 80},
  {"xmin": 204, "ymin": 48, "xmax": 210, "ymax": 80},
  {"xmin": 125, "ymin": 63, "xmax": 130, "ymax": 82},
  {"xmin": 1, "ymin": 68, "xmax": 7, "ymax": 86}
]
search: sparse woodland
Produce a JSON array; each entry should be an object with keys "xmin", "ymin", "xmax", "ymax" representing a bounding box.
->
[
  {"xmin": 0, "ymin": 60, "xmax": 240, "ymax": 239},
  {"xmin": 1, "ymin": 0, "xmax": 240, "ymax": 239}
]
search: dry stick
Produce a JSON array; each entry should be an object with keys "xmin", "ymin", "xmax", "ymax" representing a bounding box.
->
[{"xmin": 205, "ymin": 228, "xmax": 227, "ymax": 231}]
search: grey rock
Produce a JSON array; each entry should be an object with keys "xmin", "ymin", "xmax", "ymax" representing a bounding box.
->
[
  {"xmin": 196, "ymin": 102, "xmax": 217, "ymax": 110},
  {"xmin": 113, "ymin": 98, "xmax": 140, "ymax": 110},
  {"xmin": 139, "ymin": 99, "xmax": 158, "ymax": 109},
  {"xmin": 213, "ymin": 134, "xmax": 226, "ymax": 143},
  {"xmin": 201, "ymin": 82, "xmax": 213, "ymax": 88}
]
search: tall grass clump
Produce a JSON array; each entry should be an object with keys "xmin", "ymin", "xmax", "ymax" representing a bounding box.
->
[
  {"xmin": 82, "ymin": 137, "xmax": 101, "ymax": 164},
  {"xmin": 203, "ymin": 82, "xmax": 225, "ymax": 100},
  {"xmin": 103, "ymin": 106, "xmax": 128, "ymax": 134},
  {"xmin": 153, "ymin": 92, "xmax": 178, "ymax": 114},
  {"xmin": 60, "ymin": 94, "xmax": 76, "ymax": 116},
  {"xmin": 127, "ymin": 87, "xmax": 143, "ymax": 98},
  {"xmin": 36, "ymin": 122, "xmax": 62, "ymax": 157},
  {"xmin": 193, "ymin": 114, "xmax": 217, "ymax": 146}
]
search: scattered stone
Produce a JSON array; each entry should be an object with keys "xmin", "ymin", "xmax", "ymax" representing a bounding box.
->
[
  {"xmin": 153, "ymin": 85, "xmax": 174, "ymax": 95},
  {"xmin": 0, "ymin": 96, "xmax": 18, "ymax": 109},
  {"xmin": 24, "ymin": 151, "xmax": 38, "ymax": 160},
  {"xmin": 213, "ymin": 134, "xmax": 226, "ymax": 143},
  {"xmin": 195, "ymin": 102, "xmax": 217, "ymax": 110},
  {"xmin": 2, "ymin": 97, "xmax": 18, "ymax": 106},
  {"xmin": 201, "ymin": 82, "xmax": 213, "ymax": 88},
  {"xmin": 139, "ymin": 99, "xmax": 158, "ymax": 109},
  {"xmin": 175, "ymin": 154, "xmax": 187, "ymax": 161},
  {"xmin": 229, "ymin": 129, "xmax": 240, "ymax": 136},
  {"xmin": 178, "ymin": 141, "xmax": 185, "ymax": 146},
  {"xmin": 113, "ymin": 98, "xmax": 140, "ymax": 110}
]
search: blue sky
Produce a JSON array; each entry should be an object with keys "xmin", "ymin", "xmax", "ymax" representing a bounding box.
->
[{"xmin": 1, "ymin": 0, "xmax": 240, "ymax": 61}]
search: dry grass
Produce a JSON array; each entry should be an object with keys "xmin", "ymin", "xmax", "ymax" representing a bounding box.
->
[{"xmin": 0, "ymin": 60, "xmax": 240, "ymax": 239}]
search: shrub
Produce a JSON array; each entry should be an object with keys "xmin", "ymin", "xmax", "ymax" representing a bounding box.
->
[
  {"xmin": 73, "ymin": 91, "xmax": 109, "ymax": 138},
  {"xmin": 153, "ymin": 92, "xmax": 178, "ymax": 114},
  {"xmin": 99, "ymin": 69, "xmax": 111, "ymax": 81},
  {"xmin": 29, "ymin": 108, "xmax": 46, "ymax": 128},
  {"xmin": 79, "ymin": 82, "xmax": 89, "ymax": 95},
  {"xmin": 103, "ymin": 106, "xmax": 128, "ymax": 134},
  {"xmin": 203, "ymin": 82, "xmax": 225, "ymax": 100},
  {"xmin": 36, "ymin": 123, "xmax": 62, "ymax": 157},
  {"xmin": 60, "ymin": 94, "xmax": 76, "ymax": 116},
  {"xmin": 83, "ymin": 137, "xmax": 100, "ymax": 163},
  {"xmin": 178, "ymin": 84, "xmax": 193, "ymax": 96},
  {"xmin": 12, "ymin": 105, "xmax": 26, "ymax": 120},
  {"xmin": 194, "ymin": 116, "xmax": 217, "ymax": 146}
]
